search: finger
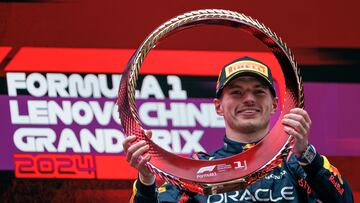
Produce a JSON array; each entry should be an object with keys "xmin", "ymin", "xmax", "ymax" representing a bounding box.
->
[
  {"xmin": 284, "ymin": 126, "xmax": 303, "ymax": 141},
  {"xmin": 122, "ymin": 135, "xmax": 137, "ymax": 152},
  {"xmin": 129, "ymin": 144, "xmax": 150, "ymax": 168},
  {"xmin": 283, "ymin": 113, "xmax": 310, "ymax": 130},
  {"xmin": 290, "ymin": 108, "xmax": 311, "ymax": 124},
  {"xmin": 126, "ymin": 140, "xmax": 147, "ymax": 162},
  {"xmin": 284, "ymin": 126, "xmax": 308, "ymax": 156},
  {"xmin": 144, "ymin": 130, "xmax": 153, "ymax": 139},
  {"xmin": 138, "ymin": 153, "xmax": 151, "ymax": 172},
  {"xmin": 282, "ymin": 118, "xmax": 307, "ymax": 136}
]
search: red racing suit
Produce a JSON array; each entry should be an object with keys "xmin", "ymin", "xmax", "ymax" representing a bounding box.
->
[{"xmin": 130, "ymin": 136, "xmax": 353, "ymax": 203}]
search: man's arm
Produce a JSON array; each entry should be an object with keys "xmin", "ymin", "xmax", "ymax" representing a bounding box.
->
[
  {"xmin": 282, "ymin": 108, "xmax": 354, "ymax": 202},
  {"xmin": 129, "ymin": 179, "xmax": 159, "ymax": 203},
  {"xmin": 306, "ymin": 152, "xmax": 353, "ymax": 202},
  {"xmin": 122, "ymin": 133, "xmax": 158, "ymax": 202},
  {"xmin": 123, "ymin": 132, "xmax": 186, "ymax": 203},
  {"xmin": 129, "ymin": 178, "xmax": 188, "ymax": 203}
]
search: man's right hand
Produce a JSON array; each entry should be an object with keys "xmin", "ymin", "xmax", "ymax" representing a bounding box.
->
[{"xmin": 122, "ymin": 131, "xmax": 156, "ymax": 185}]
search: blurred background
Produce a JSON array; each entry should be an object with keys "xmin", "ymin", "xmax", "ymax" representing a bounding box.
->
[{"xmin": 0, "ymin": 0, "xmax": 359, "ymax": 202}]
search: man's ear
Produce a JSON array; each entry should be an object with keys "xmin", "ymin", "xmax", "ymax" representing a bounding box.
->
[
  {"xmin": 271, "ymin": 97, "xmax": 279, "ymax": 114},
  {"xmin": 214, "ymin": 98, "xmax": 224, "ymax": 116}
]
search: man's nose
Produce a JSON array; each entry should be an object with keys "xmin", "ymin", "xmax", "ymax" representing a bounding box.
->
[{"xmin": 242, "ymin": 91, "xmax": 255, "ymax": 104}]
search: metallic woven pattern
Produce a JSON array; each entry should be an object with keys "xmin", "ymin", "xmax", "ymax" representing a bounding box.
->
[{"xmin": 118, "ymin": 9, "xmax": 303, "ymax": 195}]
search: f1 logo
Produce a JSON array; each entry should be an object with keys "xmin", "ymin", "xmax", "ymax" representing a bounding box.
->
[{"xmin": 197, "ymin": 165, "xmax": 216, "ymax": 174}]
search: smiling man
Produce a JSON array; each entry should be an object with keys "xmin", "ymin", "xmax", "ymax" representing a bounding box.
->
[
  {"xmin": 123, "ymin": 56, "xmax": 354, "ymax": 202},
  {"xmin": 213, "ymin": 57, "xmax": 278, "ymax": 144}
]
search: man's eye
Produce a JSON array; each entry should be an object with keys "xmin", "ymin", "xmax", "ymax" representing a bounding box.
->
[
  {"xmin": 231, "ymin": 91, "xmax": 242, "ymax": 95},
  {"xmin": 254, "ymin": 90, "xmax": 266, "ymax": 94}
]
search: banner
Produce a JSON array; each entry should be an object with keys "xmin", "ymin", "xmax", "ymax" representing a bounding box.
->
[{"xmin": 1, "ymin": 48, "xmax": 359, "ymax": 180}]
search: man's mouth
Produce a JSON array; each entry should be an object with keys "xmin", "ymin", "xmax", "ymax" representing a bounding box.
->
[{"xmin": 237, "ymin": 108, "xmax": 260, "ymax": 116}]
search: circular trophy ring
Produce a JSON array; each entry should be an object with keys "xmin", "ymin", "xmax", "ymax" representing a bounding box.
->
[{"xmin": 118, "ymin": 9, "xmax": 303, "ymax": 195}]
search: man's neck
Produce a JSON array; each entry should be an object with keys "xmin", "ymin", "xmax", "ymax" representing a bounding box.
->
[{"xmin": 225, "ymin": 126, "xmax": 269, "ymax": 143}]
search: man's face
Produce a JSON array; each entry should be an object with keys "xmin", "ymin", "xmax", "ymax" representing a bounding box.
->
[{"xmin": 214, "ymin": 76, "xmax": 278, "ymax": 134}]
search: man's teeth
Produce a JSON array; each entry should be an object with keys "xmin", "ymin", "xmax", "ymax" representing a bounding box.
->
[{"xmin": 244, "ymin": 109, "xmax": 256, "ymax": 113}]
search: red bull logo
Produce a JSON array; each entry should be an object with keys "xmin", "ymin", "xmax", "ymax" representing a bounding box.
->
[
  {"xmin": 323, "ymin": 156, "xmax": 344, "ymax": 184},
  {"xmin": 242, "ymin": 143, "xmax": 255, "ymax": 151}
]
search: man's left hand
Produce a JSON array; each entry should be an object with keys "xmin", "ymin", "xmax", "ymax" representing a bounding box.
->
[{"xmin": 282, "ymin": 108, "xmax": 312, "ymax": 157}]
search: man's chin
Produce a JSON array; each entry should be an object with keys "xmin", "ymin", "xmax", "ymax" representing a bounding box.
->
[
  {"xmin": 238, "ymin": 121, "xmax": 270, "ymax": 134},
  {"xmin": 238, "ymin": 124, "xmax": 258, "ymax": 134}
]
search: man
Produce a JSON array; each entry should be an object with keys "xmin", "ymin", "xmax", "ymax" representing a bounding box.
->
[{"xmin": 122, "ymin": 56, "xmax": 353, "ymax": 202}]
